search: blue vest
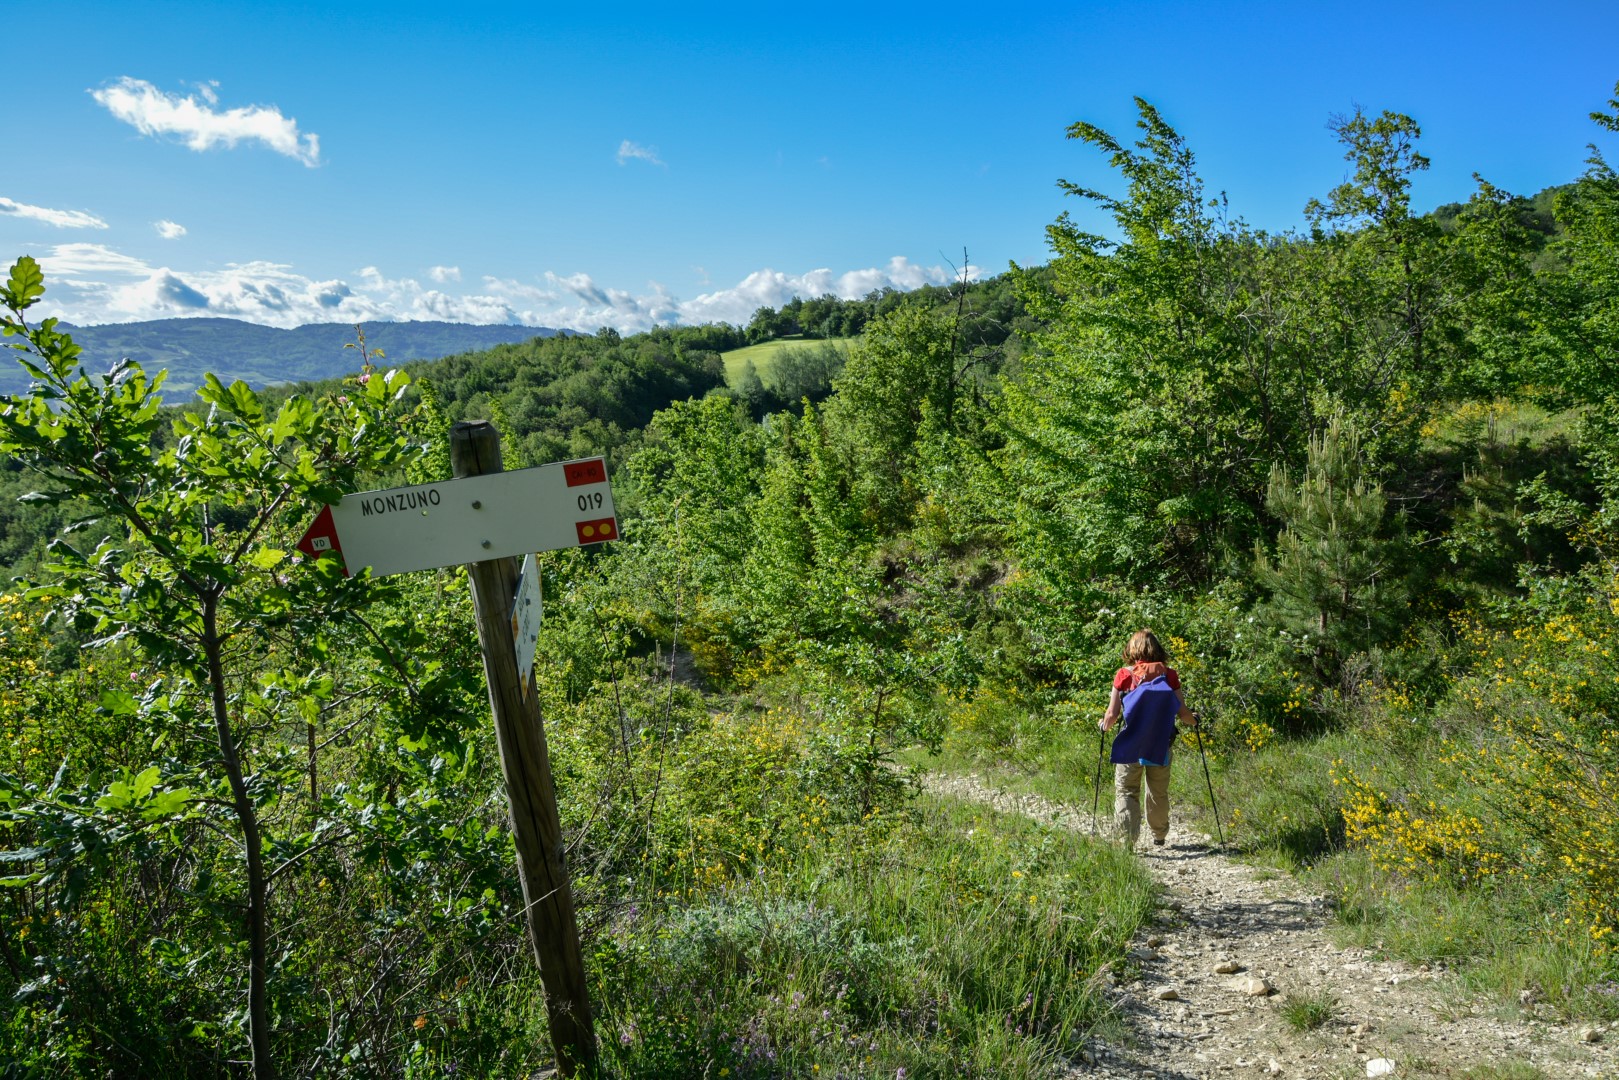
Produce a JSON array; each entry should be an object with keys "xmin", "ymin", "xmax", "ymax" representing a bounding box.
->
[{"xmin": 1110, "ymin": 675, "xmax": 1181, "ymax": 766}]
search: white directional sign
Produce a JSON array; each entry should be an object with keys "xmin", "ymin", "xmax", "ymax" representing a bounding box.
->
[
  {"xmin": 295, "ymin": 456, "xmax": 618, "ymax": 577},
  {"xmin": 511, "ymin": 552, "xmax": 543, "ymax": 695}
]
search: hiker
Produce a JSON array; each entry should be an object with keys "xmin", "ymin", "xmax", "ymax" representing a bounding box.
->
[{"xmin": 1098, "ymin": 629, "xmax": 1197, "ymax": 849}]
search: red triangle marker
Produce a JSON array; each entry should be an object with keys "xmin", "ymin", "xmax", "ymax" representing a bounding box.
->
[{"xmin": 295, "ymin": 505, "xmax": 348, "ymax": 575}]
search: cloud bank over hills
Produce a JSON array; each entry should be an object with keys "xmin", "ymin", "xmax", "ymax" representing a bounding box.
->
[
  {"xmin": 6, "ymin": 74, "xmax": 983, "ymax": 338},
  {"xmin": 25, "ymin": 243, "xmax": 971, "ymax": 332}
]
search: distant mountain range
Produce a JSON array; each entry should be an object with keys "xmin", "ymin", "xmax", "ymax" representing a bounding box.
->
[{"xmin": 1, "ymin": 317, "xmax": 565, "ymax": 396}]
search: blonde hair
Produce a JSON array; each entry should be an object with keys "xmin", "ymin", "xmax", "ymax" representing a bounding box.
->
[{"xmin": 1123, "ymin": 629, "xmax": 1167, "ymax": 665}]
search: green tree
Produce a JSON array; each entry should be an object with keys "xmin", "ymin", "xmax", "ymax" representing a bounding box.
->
[
  {"xmin": 0, "ymin": 257, "xmax": 421, "ymax": 1078},
  {"xmin": 1445, "ymin": 177, "xmax": 1554, "ymax": 400},
  {"xmin": 1543, "ymin": 80, "xmax": 1619, "ymax": 404},
  {"xmin": 730, "ymin": 356, "xmax": 768, "ymax": 415},
  {"xmin": 1255, "ymin": 412, "xmax": 1407, "ymax": 668},
  {"xmin": 761, "ymin": 340, "xmax": 846, "ymax": 408},
  {"xmin": 1301, "ymin": 108, "xmax": 1463, "ymax": 420},
  {"xmin": 821, "ymin": 304, "xmax": 964, "ymax": 530},
  {"xmin": 619, "ymin": 395, "xmax": 765, "ymax": 678},
  {"xmin": 1005, "ymin": 99, "xmax": 1286, "ymax": 586},
  {"xmin": 1004, "ymin": 98, "xmax": 1457, "ymax": 599}
]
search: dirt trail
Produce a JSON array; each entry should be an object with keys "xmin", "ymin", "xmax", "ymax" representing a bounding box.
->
[{"xmin": 921, "ymin": 772, "xmax": 1617, "ymax": 1079}]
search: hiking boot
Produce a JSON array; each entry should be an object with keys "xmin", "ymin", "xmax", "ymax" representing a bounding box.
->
[{"xmin": 1152, "ymin": 836, "xmax": 1166, "ymax": 846}]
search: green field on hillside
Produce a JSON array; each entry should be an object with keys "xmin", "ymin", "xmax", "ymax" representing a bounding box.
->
[{"xmin": 721, "ymin": 335, "xmax": 853, "ymax": 384}]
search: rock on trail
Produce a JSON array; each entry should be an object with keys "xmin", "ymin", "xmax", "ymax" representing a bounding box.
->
[{"xmin": 921, "ymin": 772, "xmax": 1617, "ymax": 1078}]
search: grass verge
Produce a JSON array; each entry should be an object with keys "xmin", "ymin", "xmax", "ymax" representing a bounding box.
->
[{"xmin": 589, "ymin": 792, "xmax": 1156, "ymax": 1077}]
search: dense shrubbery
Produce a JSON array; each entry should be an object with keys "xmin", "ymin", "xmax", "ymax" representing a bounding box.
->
[{"xmin": 1332, "ymin": 548, "xmax": 1619, "ymax": 944}]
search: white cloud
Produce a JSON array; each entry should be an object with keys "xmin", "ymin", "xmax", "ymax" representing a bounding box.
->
[
  {"xmin": 481, "ymin": 256, "xmax": 971, "ymax": 332},
  {"xmin": 23, "ymin": 242, "xmax": 970, "ymax": 334},
  {"xmin": 616, "ymin": 139, "xmax": 665, "ymax": 167},
  {"xmin": 35, "ymin": 245, "xmax": 373, "ymax": 325},
  {"xmin": 428, "ymin": 265, "xmax": 461, "ymax": 283},
  {"xmin": 0, "ymin": 196, "xmax": 108, "ymax": 230},
  {"xmin": 674, "ymin": 257, "xmax": 973, "ymax": 327},
  {"xmin": 91, "ymin": 77, "xmax": 321, "ymax": 167},
  {"xmin": 40, "ymin": 243, "xmax": 153, "ymax": 277},
  {"xmin": 154, "ymin": 219, "xmax": 187, "ymax": 239}
]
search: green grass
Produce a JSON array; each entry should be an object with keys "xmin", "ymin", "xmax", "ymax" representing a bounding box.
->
[
  {"xmin": 1452, "ymin": 1064, "xmax": 1546, "ymax": 1080},
  {"xmin": 1278, "ymin": 988, "xmax": 1337, "ymax": 1031},
  {"xmin": 721, "ymin": 336, "xmax": 853, "ymax": 384},
  {"xmin": 1209, "ymin": 731, "xmax": 1361, "ymax": 869},
  {"xmin": 592, "ymin": 793, "xmax": 1157, "ymax": 1077},
  {"xmin": 924, "ymin": 701, "xmax": 1619, "ymax": 1028}
]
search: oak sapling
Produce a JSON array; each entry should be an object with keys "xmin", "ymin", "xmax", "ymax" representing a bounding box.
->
[{"xmin": 0, "ymin": 255, "xmax": 421, "ymax": 1080}]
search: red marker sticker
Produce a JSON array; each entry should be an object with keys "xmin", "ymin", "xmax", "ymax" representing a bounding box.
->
[
  {"xmin": 575, "ymin": 517, "xmax": 619, "ymax": 545},
  {"xmin": 295, "ymin": 505, "xmax": 348, "ymax": 574},
  {"xmin": 563, "ymin": 459, "xmax": 607, "ymax": 487}
]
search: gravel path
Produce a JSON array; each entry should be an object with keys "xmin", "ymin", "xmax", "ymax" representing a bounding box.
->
[{"xmin": 921, "ymin": 772, "xmax": 1617, "ymax": 1079}]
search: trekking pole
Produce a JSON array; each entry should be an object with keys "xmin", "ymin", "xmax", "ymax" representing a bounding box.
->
[
  {"xmin": 1091, "ymin": 725, "xmax": 1106, "ymax": 836},
  {"xmin": 1191, "ymin": 716, "xmax": 1225, "ymax": 847}
]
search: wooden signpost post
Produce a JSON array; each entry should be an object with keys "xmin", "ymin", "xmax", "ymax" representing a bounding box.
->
[{"xmin": 296, "ymin": 421, "xmax": 606, "ymax": 1076}]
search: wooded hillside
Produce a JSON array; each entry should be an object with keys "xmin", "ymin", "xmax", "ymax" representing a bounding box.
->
[{"xmin": 1, "ymin": 86, "xmax": 1617, "ymax": 1077}]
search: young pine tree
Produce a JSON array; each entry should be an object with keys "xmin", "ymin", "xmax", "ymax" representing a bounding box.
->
[{"xmin": 1256, "ymin": 411, "xmax": 1408, "ymax": 667}]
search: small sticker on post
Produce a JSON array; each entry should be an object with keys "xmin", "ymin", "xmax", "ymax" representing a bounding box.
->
[
  {"xmin": 575, "ymin": 517, "xmax": 618, "ymax": 544},
  {"xmin": 563, "ymin": 459, "xmax": 607, "ymax": 487}
]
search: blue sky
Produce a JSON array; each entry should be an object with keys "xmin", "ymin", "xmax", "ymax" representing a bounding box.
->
[{"xmin": 5, "ymin": 1, "xmax": 1617, "ymax": 332}]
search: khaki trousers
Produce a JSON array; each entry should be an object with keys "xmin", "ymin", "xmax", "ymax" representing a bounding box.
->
[{"xmin": 1114, "ymin": 761, "xmax": 1170, "ymax": 848}]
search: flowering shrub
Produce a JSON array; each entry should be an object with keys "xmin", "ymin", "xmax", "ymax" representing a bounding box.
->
[
  {"xmin": 1332, "ymin": 596, "xmax": 1619, "ymax": 949},
  {"xmin": 0, "ymin": 594, "xmax": 129, "ymax": 782},
  {"xmin": 1460, "ymin": 605, "xmax": 1619, "ymax": 948},
  {"xmin": 1332, "ymin": 764, "xmax": 1505, "ymax": 887}
]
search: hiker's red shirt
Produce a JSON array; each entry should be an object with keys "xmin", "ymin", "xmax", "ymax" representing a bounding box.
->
[{"xmin": 1113, "ymin": 662, "xmax": 1181, "ymax": 693}]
